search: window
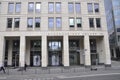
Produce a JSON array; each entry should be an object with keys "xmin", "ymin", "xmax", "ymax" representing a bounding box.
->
[
  {"xmin": 8, "ymin": 3, "xmax": 14, "ymax": 13},
  {"xmin": 27, "ymin": 18, "xmax": 33, "ymax": 28},
  {"xmin": 68, "ymin": 3, "xmax": 74, "ymax": 13},
  {"xmin": 90, "ymin": 39, "xmax": 97, "ymax": 53},
  {"xmin": 14, "ymin": 18, "xmax": 20, "ymax": 28},
  {"xmin": 56, "ymin": 2, "xmax": 61, "ymax": 13},
  {"xmin": 88, "ymin": 3, "xmax": 93, "ymax": 13},
  {"xmin": 28, "ymin": 2, "xmax": 34, "ymax": 12},
  {"xmin": 117, "ymin": 28, "xmax": 120, "ymax": 32},
  {"xmin": 75, "ymin": 3, "xmax": 81, "ymax": 13},
  {"xmin": 89, "ymin": 18, "xmax": 94, "ymax": 27},
  {"xmin": 118, "ymin": 36, "xmax": 120, "ymax": 42},
  {"xmin": 48, "ymin": 2, "xmax": 54, "ymax": 13},
  {"xmin": 96, "ymin": 18, "xmax": 101, "ymax": 28},
  {"xmin": 94, "ymin": 3, "xmax": 99, "ymax": 13},
  {"xmin": 56, "ymin": 17, "xmax": 61, "ymax": 28},
  {"xmin": 69, "ymin": 18, "xmax": 75, "ymax": 27},
  {"xmin": 7, "ymin": 18, "xmax": 12, "ymax": 28},
  {"xmin": 35, "ymin": 17, "xmax": 40, "ymax": 28},
  {"xmin": 15, "ymin": 3, "xmax": 21, "ymax": 13},
  {"xmin": 48, "ymin": 17, "xmax": 54, "ymax": 28},
  {"xmin": 35, "ymin": 2, "xmax": 41, "ymax": 13},
  {"xmin": 76, "ymin": 18, "xmax": 82, "ymax": 27}
]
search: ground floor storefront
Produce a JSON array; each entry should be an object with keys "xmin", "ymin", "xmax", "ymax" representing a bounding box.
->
[{"xmin": 0, "ymin": 32, "xmax": 111, "ymax": 68}]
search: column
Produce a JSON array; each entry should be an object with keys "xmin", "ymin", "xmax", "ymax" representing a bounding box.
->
[
  {"xmin": 0, "ymin": 36, "xmax": 5, "ymax": 66},
  {"xmin": 84, "ymin": 35, "xmax": 91, "ymax": 67},
  {"xmin": 104, "ymin": 34, "xmax": 111, "ymax": 66},
  {"xmin": 41, "ymin": 35, "xmax": 47, "ymax": 67},
  {"xmin": 8, "ymin": 40, "xmax": 12, "ymax": 66},
  {"xmin": 19, "ymin": 36, "xmax": 26, "ymax": 67},
  {"xmin": 63, "ymin": 35, "xmax": 69, "ymax": 66}
]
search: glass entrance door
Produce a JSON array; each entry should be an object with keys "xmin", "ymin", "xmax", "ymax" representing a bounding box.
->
[{"xmin": 51, "ymin": 53, "xmax": 59, "ymax": 66}]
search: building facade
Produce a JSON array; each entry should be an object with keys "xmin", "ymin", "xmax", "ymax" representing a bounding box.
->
[
  {"xmin": 0, "ymin": 0, "xmax": 111, "ymax": 68},
  {"xmin": 105, "ymin": 0, "xmax": 120, "ymax": 60}
]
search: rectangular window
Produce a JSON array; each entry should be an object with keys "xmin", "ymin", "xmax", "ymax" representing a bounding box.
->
[
  {"xmin": 69, "ymin": 18, "xmax": 75, "ymax": 27},
  {"xmin": 75, "ymin": 3, "xmax": 81, "ymax": 13},
  {"xmin": 96, "ymin": 18, "xmax": 101, "ymax": 28},
  {"xmin": 89, "ymin": 18, "xmax": 94, "ymax": 28},
  {"xmin": 56, "ymin": 2, "xmax": 61, "ymax": 13},
  {"xmin": 118, "ymin": 36, "xmax": 120, "ymax": 42},
  {"xmin": 15, "ymin": 3, "xmax": 21, "ymax": 13},
  {"xmin": 88, "ymin": 3, "xmax": 93, "ymax": 13},
  {"xmin": 56, "ymin": 17, "xmax": 61, "ymax": 28},
  {"xmin": 8, "ymin": 3, "xmax": 14, "ymax": 13},
  {"xmin": 68, "ymin": 3, "xmax": 74, "ymax": 13},
  {"xmin": 48, "ymin": 17, "xmax": 54, "ymax": 28},
  {"xmin": 35, "ymin": 2, "xmax": 41, "ymax": 13},
  {"xmin": 7, "ymin": 18, "xmax": 12, "ymax": 28},
  {"xmin": 76, "ymin": 18, "xmax": 82, "ymax": 27},
  {"xmin": 14, "ymin": 18, "xmax": 20, "ymax": 28},
  {"xmin": 27, "ymin": 18, "xmax": 33, "ymax": 28},
  {"xmin": 48, "ymin": 2, "xmax": 54, "ymax": 13},
  {"xmin": 28, "ymin": 2, "xmax": 34, "ymax": 12},
  {"xmin": 94, "ymin": 3, "xmax": 99, "ymax": 13},
  {"xmin": 35, "ymin": 17, "xmax": 40, "ymax": 28}
]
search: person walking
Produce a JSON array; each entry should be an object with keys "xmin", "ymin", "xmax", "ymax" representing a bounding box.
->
[
  {"xmin": 24, "ymin": 63, "xmax": 27, "ymax": 71},
  {"xmin": 0, "ymin": 64, "xmax": 6, "ymax": 73}
]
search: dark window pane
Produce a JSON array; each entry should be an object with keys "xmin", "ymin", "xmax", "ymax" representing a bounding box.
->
[
  {"xmin": 117, "ymin": 28, "xmax": 120, "ymax": 32},
  {"xmin": 14, "ymin": 18, "xmax": 20, "ymax": 28},
  {"xmin": 96, "ymin": 18, "xmax": 101, "ymax": 28},
  {"xmin": 35, "ymin": 17, "xmax": 40, "ymax": 28},
  {"xmin": 94, "ymin": 3, "xmax": 99, "ymax": 13},
  {"xmin": 76, "ymin": 18, "xmax": 82, "ymax": 27},
  {"xmin": 7, "ymin": 18, "xmax": 12, "ymax": 28},
  {"xmin": 90, "ymin": 39, "xmax": 97, "ymax": 53},
  {"xmin": 89, "ymin": 18, "xmax": 94, "ymax": 27}
]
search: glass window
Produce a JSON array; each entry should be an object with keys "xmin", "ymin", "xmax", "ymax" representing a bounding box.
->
[
  {"xmin": 8, "ymin": 3, "xmax": 14, "ymax": 13},
  {"xmin": 94, "ymin": 3, "xmax": 99, "ymax": 13},
  {"xmin": 96, "ymin": 18, "xmax": 101, "ymax": 28},
  {"xmin": 56, "ymin": 2, "xmax": 61, "ymax": 13},
  {"xmin": 118, "ymin": 36, "xmax": 120, "ymax": 42},
  {"xmin": 35, "ymin": 2, "xmax": 41, "ymax": 13},
  {"xmin": 28, "ymin": 2, "xmax": 34, "ymax": 12},
  {"xmin": 56, "ymin": 17, "xmax": 61, "ymax": 28},
  {"xmin": 35, "ymin": 17, "xmax": 40, "ymax": 28},
  {"xmin": 48, "ymin": 2, "xmax": 54, "ymax": 13},
  {"xmin": 88, "ymin": 3, "xmax": 93, "ymax": 13},
  {"xmin": 90, "ymin": 39, "xmax": 97, "ymax": 53},
  {"xmin": 15, "ymin": 3, "xmax": 21, "ymax": 13},
  {"xmin": 115, "ymin": 18, "xmax": 120, "ymax": 26},
  {"xmin": 68, "ymin": 3, "xmax": 74, "ymax": 13},
  {"xmin": 89, "ymin": 18, "xmax": 94, "ymax": 28},
  {"xmin": 75, "ymin": 3, "xmax": 81, "ymax": 13},
  {"xmin": 117, "ymin": 28, "xmax": 120, "ymax": 32},
  {"xmin": 69, "ymin": 18, "xmax": 75, "ymax": 27},
  {"xmin": 14, "ymin": 18, "xmax": 20, "ymax": 28},
  {"xmin": 76, "ymin": 18, "xmax": 82, "ymax": 27},
  {"xmin": 27, "ymin": 18, "xmax": 33, "ymax": 28},
  {"xmin": 48, "ymin": 17, "xmax": 54, "ymax": 28},
  {"xmin": 7, "ymin": 18, "xmax": 12, "ymax": 28}
]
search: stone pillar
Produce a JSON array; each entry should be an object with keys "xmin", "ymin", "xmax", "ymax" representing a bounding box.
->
[
  {"xmin": 84, "ymin": 35, "xmax": 91, "ymax": 67},
  {"xmin": 63, "ymin": 35, "xmax": 69, "ymax": 66},
  {"xmin": 104, "ymin": 34, "xmax": 111, "ymax": 66},
  {"xmin": 0, "ymin": 36, "xmax": 5, "ymax": 66},
  {"xmin": 8, "ymin": 40, "xmax": 12, "ymax": 66},
  {"xmin": 19, "ymin": 36, "xmax": 26, "ymax": 67},
  {"xmin": 41, "ymin": 35, "xmax": 47, "ymax": 67}
]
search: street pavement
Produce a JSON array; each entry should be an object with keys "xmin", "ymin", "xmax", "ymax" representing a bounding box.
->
[{"xmin": 0, "ymin": 61, "xmax": 120, "ymax": 80}]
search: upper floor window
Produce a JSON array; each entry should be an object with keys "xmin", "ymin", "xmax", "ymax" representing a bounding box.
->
[
  {"xmin": 48, "ymin": 2, "xmax": 54, "ymax": 13},
  {"xmin": 15, "ymin": 3, "xmax": 21, "ymax": 13},
  {"xmin": 56, "ymin": 17, "xmax": 61, "ymax": 28},
  {"xmin": 8, "ymin": 3, "xmax": 14, "ymax": 13},
  {"xmin": 35, "ymin": 2, "xmax": 41, "ymax": 13},
  {"xmin": 28, "ymin": 2, "xmax": 34, "ymax": 12},
  {"xmin": 96, "ymin": 18, "xmax": 101, "ymax": 28},
  {"xmin": 48, "ymin": 17, "xmax": 54, "ymax": 28},
  {"xmin": 87, "ymin": 3, "xmax": 93, "ymax": 13},
  {"xmin": 14, "ymin": 18, "xmax": 20, "ymax": 28},
  {"xmin": 69, "ymin": 18, "xmax": 75, "ymax": 27},
  {"xmin": 56, "ymin": 2, "xmax": 61, "ymax": 13},
  {"xmin": 27, "ymin": 18, "xmax": 33, "ymax": 28},
  {"xmin": 7, "ymin": 18, "xmax": 12, "ymax": 28},
  {"xmin": 35, "ymin": 17, "xmax": 41, "ymax": 28},
  {"xmin": 68, "ymin": 3, "xmax": 74, "ymax": 13},
  {"xmin": 94, "ymin": 3, "xmax": 99, "ymax": 13},
  {"xmin": 76, "ymin": 18, "xmax": 82, "ymax": 27},
  {"xmin": 75, "ymin": 3, "xmax": 81, "ymax": 13},
  {"xmin": 89, "ymin": 18, "xmax": 94, "ymax": 28}
]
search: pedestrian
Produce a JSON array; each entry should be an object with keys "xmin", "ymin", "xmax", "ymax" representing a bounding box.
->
[
  {"xmin": 24, "ymin": 63, "xmax": 27, "ymax": 71},
  {"xmin": 0, "ymin": 64, "xmax": 6, "ymax": 73}
]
